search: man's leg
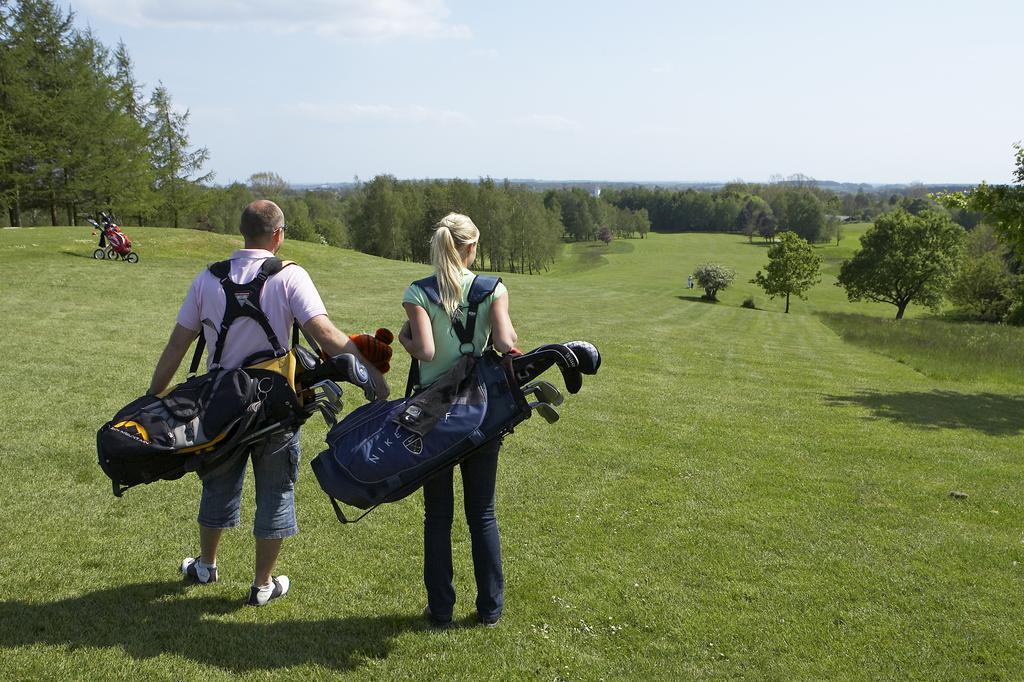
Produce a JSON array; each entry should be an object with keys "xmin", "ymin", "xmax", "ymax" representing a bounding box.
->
[
  {"xmin": 185, "ymin": 449, "xmax": 249, "ymax": 583},
  {"xmin": 249, "ymin": 432, "xmax": 300, "ymax": 606},
  {"xmin": 200, "ymin": 526, "xmax": 225, "ymax": 565},
  {"xmin": 255, "ymin": 538, "xmax": 283, "ymax": 587}
]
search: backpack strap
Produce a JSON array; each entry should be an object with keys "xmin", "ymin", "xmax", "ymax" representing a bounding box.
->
[
  {"xmin": 189, "ymin": 257, "xmax": 296, "ymax": 373},
  {"xmin": 461, "ymin": 275, "xmax": 501, "ymax": 347},
  {"xmin": 404, "ymin": 274, "xmax": 502, "ymax": 397}
]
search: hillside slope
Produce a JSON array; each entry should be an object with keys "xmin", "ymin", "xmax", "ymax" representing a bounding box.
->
[{"xmin": 0, "ymin": 226, "xmax": 1020, "ymax": 679}]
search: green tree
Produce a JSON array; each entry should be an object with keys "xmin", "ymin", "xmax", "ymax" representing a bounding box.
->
[
  {"xmin": 780, "ymin": 189, "xmax": 826, "ymax": 242},
  {"xmin": 634, "ymin": 207, "xmax": 650, "ymax": 239},
  {"xmin": 0, "ymin": 0, "xmax": 78, "ymax": 225},
  {"xmin": 837, "ymin": 209, "xmax": 965, "ymax": 319},
  {"xmin": 948, "ymin": 223, "xmax": 1016, "ymax": 321},
  {"xmin": 106, "ymin": 40, "xmax": 155, "ymax": 224},
  {"xmin": 751, "ymin": 231, "xmax": 821, "ymax": 313},
  {"xmin": 692, "ymin": 263, "xmax": 735, "ymax": 302},
  {"xmin": 349, "ymin": 174, "xmax": 406, "ymax": 258},
  {"xmin": 757, "ymin": 209, "xmax": 778, "ymax": 242},
  {"xmin": 738, "ymin": 196, "xmax": 773, "ymax": 243},
  {"xmin": 819, "ymin": 216, "xmax": 843, "ymax": 245},
  {"xmin": 937, "ymin": 143, "xmax": 1024, "ymax": 254},
  {"xmin": 249, "ymin": 171, "xmax": 288, "ymax": 199},
  {"xmin": 949, "ymin": 252, "xmax": 1015, "ymax": 321},
  {"xmin": 146, "ymin": 83, "xmax": 211, "ymax": 228}
]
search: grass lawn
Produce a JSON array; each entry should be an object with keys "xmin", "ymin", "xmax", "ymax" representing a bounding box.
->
[{"xmin": 0, "ymin": 226, "xmax": 1021, "ymax": 679}]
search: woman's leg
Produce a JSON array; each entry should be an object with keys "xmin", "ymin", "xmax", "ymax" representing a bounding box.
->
[
  {"xmin": 423, "ymin": 466, "xmax": 456, "ymax": 621},
  {"xmin": 461, "ymin": 439, "xmax": 504, "ymax": 620}
]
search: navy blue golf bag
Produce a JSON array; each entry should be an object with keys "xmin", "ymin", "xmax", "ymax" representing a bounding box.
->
[
  {"xmin": 310, "ymin": 274, "xmax": 532, "ymax": 522},
  {"xmin": 311, "ymin": 350, "xmax": 530, "ymax": 522}
]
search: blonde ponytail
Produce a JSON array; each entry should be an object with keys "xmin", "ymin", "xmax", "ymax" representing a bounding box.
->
[{"xmin": 430, "ymin": 213, "xmax": 480, "ymax": 321}]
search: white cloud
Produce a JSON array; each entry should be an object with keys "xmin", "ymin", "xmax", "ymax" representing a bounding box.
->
[
  {"xmin": 75, "ymin": 0, "xmax": 471, "ymax": 40},
  {"xmin": 650, "ymin": 64, "xmax": 674, "ymax": 75},
  {"xmin": 513, "ymin": 114, "xmax": 581, "ymax": 133},
  {"xmin": 291, "ymin": 101, "xmax": 471, "ymax": 125}
]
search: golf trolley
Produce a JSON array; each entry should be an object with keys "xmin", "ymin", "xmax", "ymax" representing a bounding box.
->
[{"xmin": 87, "ymin": 212, "xmax": 138, "ymax": 263}]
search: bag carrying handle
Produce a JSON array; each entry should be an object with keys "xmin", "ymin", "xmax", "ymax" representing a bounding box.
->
[{"xmin": 329, "ymin": 496, "xmax": 378, "ymax": 524}]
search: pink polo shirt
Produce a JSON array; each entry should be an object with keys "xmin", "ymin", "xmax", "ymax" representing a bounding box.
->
[{"xmin": 177, "ymin": 249, "xmax": 327, "ymax": 370}]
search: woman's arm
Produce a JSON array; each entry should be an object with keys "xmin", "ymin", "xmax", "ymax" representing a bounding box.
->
[
  {"xmin": 489, "ymin": 293, "xmax": 518, "ymax": 353},
  {"xmin": 401, "ymin": 302, "xmax": 435, "ymax": 361}
]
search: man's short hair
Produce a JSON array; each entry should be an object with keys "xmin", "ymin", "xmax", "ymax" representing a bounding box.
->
[{"xmin": 240, "ymin": 200, "xmax": 284, "ymax": 239}]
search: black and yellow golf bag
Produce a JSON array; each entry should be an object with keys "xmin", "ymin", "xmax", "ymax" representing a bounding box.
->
[{"xmin": 96, "ymin": 257, "xmax": 354, "ymax": 496}]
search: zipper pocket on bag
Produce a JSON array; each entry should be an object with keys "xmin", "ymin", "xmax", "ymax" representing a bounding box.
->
[{"xmin": 325, "ymin": 400, "xmax": 393, "ymax": 447}]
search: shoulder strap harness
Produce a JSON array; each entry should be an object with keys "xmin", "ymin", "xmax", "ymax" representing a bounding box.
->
[
  {"xmin": 405, "ymin": 274, "xmax": 502, "ymax": 397},
  {"xmin": 188, "ymin": 257, "xmax": 296, "ymax": 376}
]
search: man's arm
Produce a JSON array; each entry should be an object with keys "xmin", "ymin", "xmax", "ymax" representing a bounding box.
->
[
  {"xmin": 148, "ymin": 324, "xmax": 199, "ymax": 395},
  {"xmin": 302, "ymin": 314, "xmax": 390, "ymax": 400}
]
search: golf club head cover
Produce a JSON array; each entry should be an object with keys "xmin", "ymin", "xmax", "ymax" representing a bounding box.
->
[
  {"xmin": 329, "ymin": 353, "xmax": 375, "ymax": 401},
  {"xmin": 349, "ymin": 328, "xmax": 394, "ymax": 374},
  {"xmin": 564, "ymin": 340, "xmax": 601, "ymax": 375},
  {"xmin": 511, "ymin": 344, "xmax": 583, "ymax": 394}
]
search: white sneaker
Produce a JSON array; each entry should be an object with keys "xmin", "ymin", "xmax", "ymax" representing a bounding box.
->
[
  {"xmin": 181, "ymin": 557, "xmax": 218, "ymax": 584},
  {"xmin": 247, "ymin": 576, "xmax": 290, "ymax": 606}
]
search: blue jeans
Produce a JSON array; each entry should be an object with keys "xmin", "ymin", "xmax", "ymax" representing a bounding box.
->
[
  {"xmin": 422, "ymin": 439, "xmax": 504, "ymax": 621},
  {"xmin": 197, "ymin": 431, "xmax": 300, "ymax": 540}
]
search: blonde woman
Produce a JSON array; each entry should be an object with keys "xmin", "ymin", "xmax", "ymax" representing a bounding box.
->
[{"xmin": 399, "ymin": 213, "xmax": 518, "ymax": 628}]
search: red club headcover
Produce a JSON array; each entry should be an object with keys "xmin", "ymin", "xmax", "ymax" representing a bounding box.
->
[{"xmin": 349, "ymin": 329, "xmax": 394, "ymax": 374}]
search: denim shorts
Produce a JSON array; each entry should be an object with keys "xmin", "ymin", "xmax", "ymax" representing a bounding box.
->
[{"xmin": 197, "ymin": 431, "xmax": 301, "ymax": 540}]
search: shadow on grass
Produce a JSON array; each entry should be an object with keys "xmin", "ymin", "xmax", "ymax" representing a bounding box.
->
[
  {"xmin": 0, "ymin": 580, "xmax": 423, "ymax": 673},
  {"xmin": 60, "ymin": 249, "xmax": 101, "ymax": 259},
  {"xmin": 676, "ymin": 295, "xmax": 717, "ymax": 304},
  {"xmin": 824, "ymin": 390, "xmax": 1024, "ymax": 436}
]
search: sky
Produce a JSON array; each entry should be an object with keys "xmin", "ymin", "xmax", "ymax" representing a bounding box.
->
[{"xmin": 66, "ymin": 0, "xmax": 1023, "ymax": 186}]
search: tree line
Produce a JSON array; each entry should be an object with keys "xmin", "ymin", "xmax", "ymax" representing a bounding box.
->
[
  {"xmin": 192, "ymin": 175, "xmax": 650, "ymax": 275},
  {"xmin": 602, "ymin": 180, "xmax": 984, "ymax": 245},
  {"xmin": 0, "ymin": 0, "xmax": 210, "ymax": 228},
  {"xmin": 690, "ymin": 141, "xmax": 1024, "ymax": 324}
]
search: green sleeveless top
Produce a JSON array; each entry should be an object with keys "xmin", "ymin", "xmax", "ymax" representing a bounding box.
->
[{"xmin": 402, "ymin": 268, "xmax": 508, "ymax": 386}]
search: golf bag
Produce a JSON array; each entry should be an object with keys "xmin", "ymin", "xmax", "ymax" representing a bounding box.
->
[
  {"xmin": 89, "ymin": 213, "xmax": 132, "ymax": 254},
  {"xmin": 97, "ymin": 257, "xmax": 347, "ymax": 496},
  {"xmin": 311, "ymin": 275, "xmax": 532, "ymax": 522}
]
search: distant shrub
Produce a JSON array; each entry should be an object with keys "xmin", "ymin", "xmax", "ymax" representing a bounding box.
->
[
  {"xmin": 741, "ymin": 297, "xmax": 757, "ymax": 309},
  {"xmin": 692, "ymin": 263, "xmax": 736, "ymax": 302},
  {"xmin": 1002, "ymin": 301, "xmax": 1024, "ymax": 326}
]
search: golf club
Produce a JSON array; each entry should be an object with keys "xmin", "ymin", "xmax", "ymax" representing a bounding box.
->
[
  {"xmin": 309, "ymin": 379, "xmax": 343, "ymax": 425},
  {"xmin": 511, "ymin": 344, "xmax": 583, "ymax": 394},
  {"xmin": 523, "ymin": 379, "xmax": 564, "ymax": 406},
  {"xmin": 528, "ymin": 401, "xmax": 560, "ymax": 423}
]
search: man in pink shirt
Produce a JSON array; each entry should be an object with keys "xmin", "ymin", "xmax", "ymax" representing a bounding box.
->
[{"xmin": 147, "ymin": 200, "xmax": 389, "ymax": 606}]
